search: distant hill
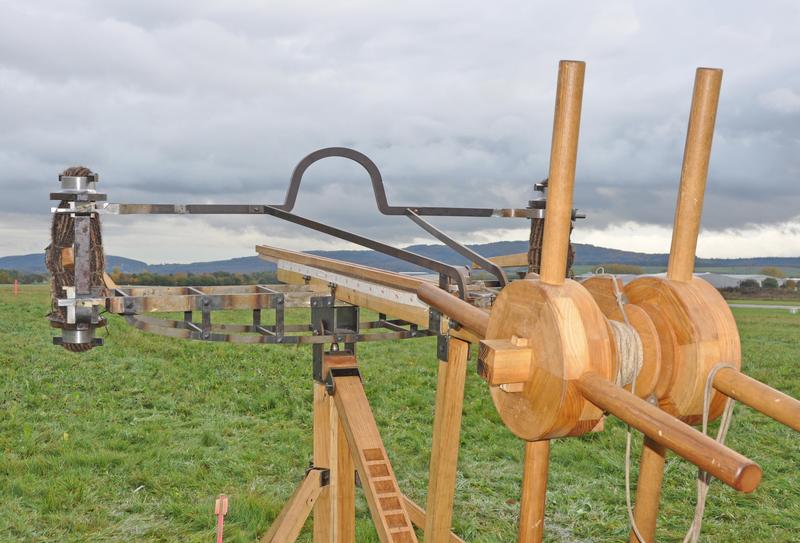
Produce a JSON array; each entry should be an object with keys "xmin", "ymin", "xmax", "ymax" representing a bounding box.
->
[
  {"xmin": 4, "ymin": 242, "xmax": 800, "ymax": 275},
  {"xmin": 0, "ymin": 253, "xmax": 150, "ymax": 274}
]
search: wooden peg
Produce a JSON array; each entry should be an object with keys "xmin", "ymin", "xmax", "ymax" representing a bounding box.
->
[{"xmin": 61, "ymin": 246, "xmax": 75, "ymax": 269}]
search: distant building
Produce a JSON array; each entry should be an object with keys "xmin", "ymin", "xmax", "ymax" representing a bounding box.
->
[{"xmin": 574, "ymin": 271, "xmax": 789, "ymax": 288}]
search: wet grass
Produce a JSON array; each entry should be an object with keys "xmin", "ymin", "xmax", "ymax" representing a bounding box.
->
[{"xmin": 0, "ymin": 285, "xmax": 798, "ymax": 542}]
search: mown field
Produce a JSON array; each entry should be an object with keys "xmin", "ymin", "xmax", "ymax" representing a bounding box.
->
[{"xmin": 1, "ymin": 285, "xmax": 798, "ymax": 542}]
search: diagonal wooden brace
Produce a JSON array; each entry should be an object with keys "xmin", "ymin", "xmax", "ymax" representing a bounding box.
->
[
  {"xmin": 260, "ymin": 468, "xmax": 327, "ymax": 543},
  {"xmin": 330, "ymin": 366, "xmax": 419, "ymax": 543}
]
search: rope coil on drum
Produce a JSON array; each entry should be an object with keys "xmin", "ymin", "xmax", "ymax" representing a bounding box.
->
[
  {"xmin": 600, "ymin": 270, "xmax": 739, "ymax": 543},
  {"xmin": 608, "ymin": 319, "xmax": 644, "ymax": 388}
]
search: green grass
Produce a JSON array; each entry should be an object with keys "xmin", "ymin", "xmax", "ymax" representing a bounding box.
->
[
  {"xmin": 1, "ymin": 285, "xmax": 798, "ymax": 542},
  {"xmin": 726, "ymin": 299, "xmax": 800, "ymax": 306}
]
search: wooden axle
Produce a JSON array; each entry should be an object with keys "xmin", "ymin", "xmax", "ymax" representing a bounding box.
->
[
  {"xmin": 416, "ymin": 282, "xmax": 490, "ymax": 338},
  {"xmin": 580, "ymin": 276, "xmax": 661, "ymax": 398}
]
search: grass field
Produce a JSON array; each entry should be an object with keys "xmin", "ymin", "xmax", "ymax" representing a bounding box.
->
[
  {"xmin": 726, "ymin": 299, "xmax": 800, "ymax": 307},
  {"xmin": 1, "ymin": 285, "xmax": 798, "ymax": 542}
]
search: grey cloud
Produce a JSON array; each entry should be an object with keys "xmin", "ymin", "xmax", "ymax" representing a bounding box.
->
[{"xmin": 1, "ymin": 0, "xmax": 799, "ymax": 261}]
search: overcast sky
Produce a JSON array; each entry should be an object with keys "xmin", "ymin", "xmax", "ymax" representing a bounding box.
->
[{"xmin": 1, "ymin": 0, "xmax": 798, "ymax": 263}]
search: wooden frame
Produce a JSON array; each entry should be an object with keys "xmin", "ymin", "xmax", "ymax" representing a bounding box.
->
[{"xmin": 260, "ymin": 351, "xmax": 464, "ymax": 543}]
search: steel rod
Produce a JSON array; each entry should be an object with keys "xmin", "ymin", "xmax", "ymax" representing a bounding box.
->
[{"xmin": 406, "ymin": 209, "xmax": 508, "ymax": 286}]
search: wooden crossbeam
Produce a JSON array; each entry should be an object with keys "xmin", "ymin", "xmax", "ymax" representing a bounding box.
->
[{"xmin": 470, "ymin": 252, "xmax": 528, "ymax": 269}]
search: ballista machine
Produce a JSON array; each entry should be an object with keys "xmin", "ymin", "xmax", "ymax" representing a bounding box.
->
[{"xmin": 45, "ymin": 60, "xmax": 799, "ymax": 542}]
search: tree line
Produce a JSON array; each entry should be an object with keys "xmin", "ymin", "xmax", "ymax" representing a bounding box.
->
[
  {"xmin": 0, "ymin": 269, "xmax": 278, "ymax": 286},
  {"xmin": 0, "ymin": 270, "xmax": 48, "ymax": 284},
  {"xmin": 108, "ymin": 269, "xmax": 278, "ymax": 286}
]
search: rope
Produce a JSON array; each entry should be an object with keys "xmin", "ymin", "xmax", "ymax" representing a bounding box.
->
[
  {"xmin": 527, "ymin": 218, "xmax": 575, "ymax": 277},
  {"xmin": 681, "ymin": 363, "xmax": 737, "ymax": 543},
  {"xmin": 609, "ymin": 320, "xmax": 643, "ymax": 387},
  {"xmin": 603, "ymin": 274, "xmax": 651, "ymax": 543},
  {"xmin": 608, "ymin": 265, "xmax": 738, "ymax": 542}
]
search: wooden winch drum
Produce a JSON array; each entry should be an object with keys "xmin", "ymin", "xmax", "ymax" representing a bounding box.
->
[
  {"xmin": 581, "ymin": 276, "xmax": 662, "ymax": 399},
  {"xmin": 484, "ymin": 278, "xmax": 615, "ymax": 441},
  {"xmin": 624, "ymin": 276, "xmax": 740, "ymax": 423}
]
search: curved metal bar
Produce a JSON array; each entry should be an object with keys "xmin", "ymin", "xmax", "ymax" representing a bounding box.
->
[{"xmin": 278, "ymin": 146, "xmax": 496, "ymax": 217}]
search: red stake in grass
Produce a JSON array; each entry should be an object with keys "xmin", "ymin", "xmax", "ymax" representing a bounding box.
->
[
  {"xmin": 214, "ymin": 494, "xmax": 228, "ymax": 543},
  {"xmin": 13, "ymin": 279, "xmax": 19, "ymax": 296}
]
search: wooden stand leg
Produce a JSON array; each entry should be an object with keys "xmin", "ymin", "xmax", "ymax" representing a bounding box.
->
[
  {"xmin": 313, "ymin": 382, "xmax": 356, "ymax": 542},
  {"xmin": 332, "ymin": 370, "xmax": 419, "ymax": 543},
  {"xmin": 261, "ymin": 469, "xmax": 325, "ymax": 543},
  {"xmin": 313, "ymin": 383, "xmax": 333, "ymax": 542},
  {"xmin": 425, "ymin": 338, "xmax": 470, "ymax": 543},
  {"xmin": 518, "ymin": 440, "xmax": 550, "ymax": 543},
  {"xmin": 629, "ymin": 437, "xmax": 667, "ymax": 543}
]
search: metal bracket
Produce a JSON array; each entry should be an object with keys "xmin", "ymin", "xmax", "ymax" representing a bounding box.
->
[
  {"xmin": 429, "ymin": 308, "xmax": 450, "ymax": 362},
  {"xmin": 325, "ymin": 366, "xmax": 362, "ymax": 396},
  {"xmin": 312, "ymin": 296, "xmax": 360, "ymax": 382},
  {"xmin": 304, "ymin": 466, "xmax": 331, "ymax": 487}
]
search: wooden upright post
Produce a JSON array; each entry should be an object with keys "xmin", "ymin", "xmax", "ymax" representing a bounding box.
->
[
  {"xmin": 540, "ymin": 60, "xmax": 585, "ymax": 286},
  {"xmin": 313, "ymin": 381, "xmax": 356, "ymax": 542},
  {"xmin": 629, "ymin": 438, "xmax": 667, "ymax": 543},
  {"xmin": 630, "ymin": 68, "xmax": 723, "ymax": 542},
  {"xmin": 425, "ymin": 338, "xmax": 470, "ymax": 543},
  {"xmin": 518, "ymin": 441, "xmax": 550, "ymax": 543},
  {"xmin": 517, "ymin": 59, "xmax": 585, "ymax": 543},
  {"xmin": 667, "ymin": 68, "xmax": 723, "ymax": 282}
]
